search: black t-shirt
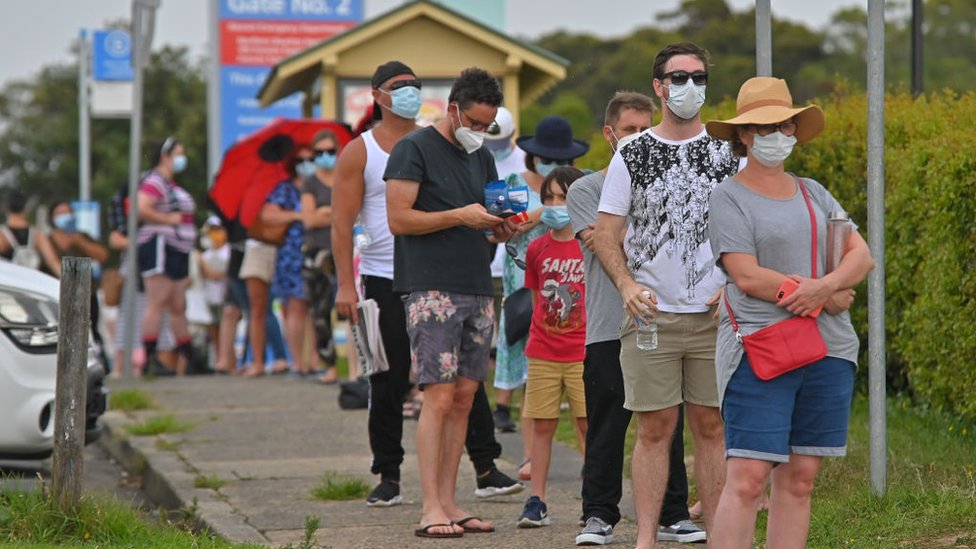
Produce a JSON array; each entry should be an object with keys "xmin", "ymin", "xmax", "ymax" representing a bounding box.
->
[{"xmin": 384, "ymin": 126, "xmax": 498, "ymax": 296}]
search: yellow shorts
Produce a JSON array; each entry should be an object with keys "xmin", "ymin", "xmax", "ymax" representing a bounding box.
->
[{"xmin": 523, "ymin": 358, "xmax": 586, "ymax": 420}]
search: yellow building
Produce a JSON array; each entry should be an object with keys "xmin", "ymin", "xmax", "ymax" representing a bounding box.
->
[{"xmin": 256, "ymin": 0, "xmax": 568, "ymax": 131}]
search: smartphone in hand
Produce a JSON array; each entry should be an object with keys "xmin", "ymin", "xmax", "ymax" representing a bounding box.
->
[{"xmin": 776, "ymin": 278, "xmax": 822, "ymax": 317}]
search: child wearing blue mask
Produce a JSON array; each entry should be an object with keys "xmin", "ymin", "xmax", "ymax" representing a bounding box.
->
[{"xmin": 516, "ymin": 166, "xmax": 589, "ymax": 529}]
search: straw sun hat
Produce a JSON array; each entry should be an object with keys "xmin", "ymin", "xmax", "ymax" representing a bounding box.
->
[{"xmin": 705, "ymin": 77, "xmax": 824, "ymax": 144}]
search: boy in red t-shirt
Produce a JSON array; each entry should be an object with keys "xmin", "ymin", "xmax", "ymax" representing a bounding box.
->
[{"xmin": 516, "ymin": 166, "xmax": 588, "ymax": 529}]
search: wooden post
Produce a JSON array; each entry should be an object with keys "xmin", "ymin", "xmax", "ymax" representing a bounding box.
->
[{"xmin": 51, "ymin": 257, "xmax": 91, "ymax": 512}]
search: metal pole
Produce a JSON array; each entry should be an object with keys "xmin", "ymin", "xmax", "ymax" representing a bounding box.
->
[
  {"xmin": 755, "ymin": 0, "xmax": 772, "ymax": 76},
  {"xmin": 78, "ymin": 30, "xmax": 91, "ymax": 202},
  {"xmin": 123, "ymin": 0, "xmax": 160, "ymax": 377},
  {"xmin": 207, "ymin": 0, "xmax": 221, "ymax": 183},
  {"xmin": 866, "ymin": 0, "xmax": 887, "ymax": 496},
  {"xmin": 911, "ymin": 0, "xmax": 923, "ymax": 97}
]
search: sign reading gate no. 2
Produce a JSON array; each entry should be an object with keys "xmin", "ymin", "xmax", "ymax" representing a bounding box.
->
[{"xmin": 218, "ymin": 0, "xmax": 362, "ymax": 155}]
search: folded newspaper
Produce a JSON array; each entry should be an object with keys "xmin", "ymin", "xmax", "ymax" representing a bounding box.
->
[{"xmin": 351, "ymin": 299, "xmax": 389, "ymax": 377}]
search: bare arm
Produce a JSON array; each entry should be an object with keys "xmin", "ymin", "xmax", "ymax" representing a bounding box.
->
[
  {"xmin": 331, "ymin": 137, "xmax": 367, "ymax": 324},
  {"xmin": 386, "ymin": 178, "xmax": 504, "ymax": 236},
  {"xmin": 137, "ymin": 191, "xmax": 180, "ymax": 225},
  {"xmin": 72, "ymin": 234, "xmax": 109, "ymax": 264},
  {"xmin": 593, "ymin": 211, "xmax": 656, "ymax": 321},
  {"xmin": 779, "ymin": 230, "xmax": 874, "ymax": 316},
  {"xmin": 259, "ymin": 201, "xmax": 301, "ymax": 225},
  {"xmin": 35, "ymin": 231, "xmax": 61, "ymax": 277},
  {"xmin": 108, "ymin": 230, "xmax": 128, "ymax": 251}
]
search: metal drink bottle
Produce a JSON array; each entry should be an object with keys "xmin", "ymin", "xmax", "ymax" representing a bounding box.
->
[{"xmin": 826, "ymin": 211, "xmax": 851, "ymax": 274}]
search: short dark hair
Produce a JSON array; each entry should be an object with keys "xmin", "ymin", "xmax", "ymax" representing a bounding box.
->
[
  {"xmin": 540, "ymin": 166, "xmax": 585, "ymax": 203},
  {"xmin": 48, "ymin": 200, "xmax": 71, "ymax": 222},
  {"xmin": 604, "ymin": 91, "xmax": 656, "ymax": 127},
  {"xmin": 6, "ymin": 190, "xmax": 26, "ymax": 214},
  {"xmin": 149, "ymin": 136, "xmax": 181, "ymax": 168},
  {"xmin": 447, "ymin": 67, "xmax": 503, "ymax": 109},
  {"xmin": 652, "ymin": 42, "xmax": 711, "ymax": 81}
]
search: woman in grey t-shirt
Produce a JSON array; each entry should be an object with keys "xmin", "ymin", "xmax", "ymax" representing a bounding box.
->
[{"xmin": 703, "ymin": 77, "xmax": 874, "ymax": 548}]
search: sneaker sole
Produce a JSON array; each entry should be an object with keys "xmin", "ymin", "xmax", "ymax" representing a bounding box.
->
[
  {"xmin": 517, "ymin": 516, "xmax": 550, "ymax": 528},
  {"xmin": 657, "ymin": 531, "xmax": 707, "ymax": 543},
  {"xmin": 365, "ymin": 495, "xmax": 403, "ymax": 507},
  {"xmin": 576, "ymin": 532, "xmax": 613, "ymax": 545},
  {"xmin": 474, "ymin": 482, "xmax": 524, "ymax": 498}
]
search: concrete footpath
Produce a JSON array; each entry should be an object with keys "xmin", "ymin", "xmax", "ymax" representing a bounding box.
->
[{"xmin": 99, "ymin": 375, "xmax": 691, "ymax": 548}]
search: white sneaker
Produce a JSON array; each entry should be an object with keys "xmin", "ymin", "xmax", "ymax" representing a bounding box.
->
[
  {"xmin": 657, "ymin": 520, "xmax": 707, "ymax": 543},
  {"xmin": 576, "ymin": 516, "xmax": 613, "ymax": 545}
]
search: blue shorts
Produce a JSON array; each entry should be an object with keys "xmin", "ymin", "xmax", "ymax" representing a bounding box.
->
[
  {"xmin": 138, "ymin": 235, "xmax": 189, "ymax": 280},
  {"xmin": 403, "ymin": 291, "xmax": 494, "ymax": 388},
  {"xmin": 722, "ymin": 355, "xmax": 855, "ymax": 463}
]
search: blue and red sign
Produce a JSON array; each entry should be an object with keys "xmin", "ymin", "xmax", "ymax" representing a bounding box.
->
[{"xmin": 218, "ymin": 0, "xmax": 361, "ymax": 156}]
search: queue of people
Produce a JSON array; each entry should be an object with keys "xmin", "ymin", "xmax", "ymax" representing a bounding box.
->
[{"xmin": 0, "ymin": 41, "xmax": 874, "ymax": 549}]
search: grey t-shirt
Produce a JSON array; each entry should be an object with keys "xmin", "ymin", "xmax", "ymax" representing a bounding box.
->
[
  {"xmin": 567, "ymin": 171, "xmax": 624, "ymax": 346},
  {"xmin": 708, "ymin": 176, "xmax": 860, "ymax": 405},
  {"xmin": 301, "ymin": 175, "xmax": 332, "ymax": 252}
]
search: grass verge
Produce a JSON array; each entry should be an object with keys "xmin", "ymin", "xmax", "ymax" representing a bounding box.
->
[
  {"xmin": 109, "ymin": 388, "xmax": 154, "ymax": 412},
  {"xmin": 193, "ymin": 475, "xmax": 227, "ymax": 490},
  {"xmin": 310, "ymin": 472, "xmax": 370, "ymax": 501},
  {"xmin": 0, "ymin": 487, "xmax": 262, "ymax": 548},
  {"xmin": 124, "ymin": 414, "xmax": 192, "ymax": 436}
]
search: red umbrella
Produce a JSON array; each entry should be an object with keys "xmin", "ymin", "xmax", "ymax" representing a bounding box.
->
[{"xmin": 209, "ymin": 118, "xmax": 352, "ymax": 227}]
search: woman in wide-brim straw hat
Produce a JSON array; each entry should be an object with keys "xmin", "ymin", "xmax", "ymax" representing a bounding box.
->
[{"xmin": 704, "ymin": 77, "xmax": 875, "ymax": 549}]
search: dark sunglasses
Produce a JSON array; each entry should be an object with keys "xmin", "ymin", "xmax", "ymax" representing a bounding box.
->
[
  {"xmin": 662, "ymin": 70, "xmax": 708, "ymax": 86},
  {"xmin": 538, "ymin": 157, "xmax": 571, "ymax": 166},
  {"xmin": 505, "ymin": 241, "xmax": 526, "ymax": 270},
  {"xmin": 314, "ymin": 148, "xmax": 337, "ymax": 156},
  {"xmin": 386, "ymin": 79, "xmax": 422, "ymax": 91},
  {"xmin": 294, "ymin": 156, "xmax": 314, "ymax": 164}
]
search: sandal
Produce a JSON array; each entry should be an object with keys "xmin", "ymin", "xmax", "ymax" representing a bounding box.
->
[
  {"xmin": 455, "ymin": 516, "xmax": 494, "ymax": 533},
  {"xmin": 414, "ymin": 523, "xmax": 463, "ymax": 539},
  {"xmin": 402, "ymin": 399, "xmax": 422, "ymax": 420}
]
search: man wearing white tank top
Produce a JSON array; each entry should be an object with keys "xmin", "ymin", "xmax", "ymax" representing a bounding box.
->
[{"xmin": 332, "ymin": 62, "xmax": 522, "ymax": 514}]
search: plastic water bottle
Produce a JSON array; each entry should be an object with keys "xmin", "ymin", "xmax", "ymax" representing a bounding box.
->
[
  {"xmin": 636, "ymin": 290, "xmax": 658, "ymax": 351},
  {"xmin": 353, "ymin": 225, "xmax": 371, "ymax": 250}
]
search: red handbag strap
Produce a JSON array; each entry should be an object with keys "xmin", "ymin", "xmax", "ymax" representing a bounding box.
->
[{"xmin": 725, "ymin": 176, "xmax": 818, "ymax": 337}]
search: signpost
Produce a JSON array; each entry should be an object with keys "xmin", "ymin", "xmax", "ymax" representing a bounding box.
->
[{"xmin": 211, "ymin": 0, "xmax": 362, "ymax": 174}]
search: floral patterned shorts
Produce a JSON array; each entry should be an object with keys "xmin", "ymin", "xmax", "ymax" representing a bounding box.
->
[{"xmin": 404, "ymin": 291, "xmax": 494, "ymax": 388}]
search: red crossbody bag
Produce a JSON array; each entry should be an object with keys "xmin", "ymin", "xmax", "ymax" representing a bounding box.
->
[{"xmin": 723, "ymin": 178, "xmax": 828, "ymax": 381}]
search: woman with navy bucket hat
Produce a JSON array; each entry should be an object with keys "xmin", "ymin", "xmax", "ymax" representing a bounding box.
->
[{"xmin": 493, "ymin": 115, "xmax": 589, "ymax": 480}]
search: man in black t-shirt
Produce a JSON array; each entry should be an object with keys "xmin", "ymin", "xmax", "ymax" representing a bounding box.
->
[{"xmin": 385, "ymin": 68, "xmax": 517, "ymax": 538}]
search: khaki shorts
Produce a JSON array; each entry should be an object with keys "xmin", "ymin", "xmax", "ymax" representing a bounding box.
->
[
  {"xmin": 524, "ymin": 358, "xmax": 587, "ymax": 420},
  {"xmin": 239, "ymin": 243, "xmax": 276, "ymax": 283},
  {"xmin": 619, "ymin": 306, "xmax": 719, "ymax": 412}
]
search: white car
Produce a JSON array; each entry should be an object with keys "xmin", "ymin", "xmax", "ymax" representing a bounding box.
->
[{"xmin": 0, "ymin": 261, "xmax": 107, "ymax": 459}]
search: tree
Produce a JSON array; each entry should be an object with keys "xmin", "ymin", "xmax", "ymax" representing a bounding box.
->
[{"xmin": 0, "ymin": 41, "xmax": 208, "ymax": 233}]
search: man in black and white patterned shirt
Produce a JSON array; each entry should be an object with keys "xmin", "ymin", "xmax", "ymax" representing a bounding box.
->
[{"xmin": 595, "ymin": 42, "xmax": 740, "ymax": 549}]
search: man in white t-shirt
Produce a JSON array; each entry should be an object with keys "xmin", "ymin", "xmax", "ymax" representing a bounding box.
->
[{"xmin": 594, "ymin": 42, "xmax": 740, "ymax": 549}]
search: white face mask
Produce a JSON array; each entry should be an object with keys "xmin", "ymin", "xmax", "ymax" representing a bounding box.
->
[
  {"xmin": 609, "ymin": 128, "xmax": 643, "ymax": 154},
  {"xmin": 451, "ymin": 107, "xmax": 486, "ymax": 154},
  {"xmin": 751, "ymin": 131, "xmax": 797, "ymax": 167},
  {"xmin": 666, "ymin": 81, "xmax": 706, "ymax": 120}
]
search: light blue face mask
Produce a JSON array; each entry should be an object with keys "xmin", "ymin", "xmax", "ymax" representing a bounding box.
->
[
  {"xmin": 540, "ymin": 205, "xmax": 571, "ymax": 229},
  {"xmin": 53, "ymin": 213, "xmax": 76, "ymax": 232},
  {"xmin": 536, "ymin": 160, "xmax": 563, "ymax": 177},
  {"xmin": 172, "ymin": 154, "xmax": 188, "ymax": 173},
  {"xmin": 296, "ymin": 160, "xmax": 317, "ymax": 177},
  {"xmin": 381, "ymin": 86, "xmax": 422, "ymax": 119},
  {"xmin": 314, "ymin": 153, "xmax": 337, "ymax": 170},
  {"xmin": 490, "ymin": 147, "xmax": 513, "ymax": 161}
]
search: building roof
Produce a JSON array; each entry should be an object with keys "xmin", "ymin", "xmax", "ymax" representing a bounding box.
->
[{"xmin": 256, "ymin": 0, "xmax": 569, "ymax": 108}]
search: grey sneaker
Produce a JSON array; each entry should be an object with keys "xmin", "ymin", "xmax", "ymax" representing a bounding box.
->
[
  {"xmin": 576, "ymin": 516, "xmax": 614, "ymax": 545},
  {"xmin": 657, "ymin": 520, "xmax": 707, "ymax": 543}
]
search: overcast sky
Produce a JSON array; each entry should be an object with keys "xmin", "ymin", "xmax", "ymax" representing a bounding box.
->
[{"xmin": 0, "ymin": 0, "xmax": 865, "ymax": 86}]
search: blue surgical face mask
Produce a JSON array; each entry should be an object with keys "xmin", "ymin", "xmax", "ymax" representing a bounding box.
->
[
  {"xmin": 172, "ymin": 154, "xmax": 188, "ymax": 173},
  {"xmin": 540, "ymin": 205, "xmax": 571, "ymax": 230},
  {"xmin": 296, "ymin": 160, "xmax": 317, "ymax": 177},
  {"xmin": 490, "ymin": 146, "xmax": 513, "ymax": 161},
  {"xmin": 314, "ymin": 153, "xmax": 337, "ymax": 170},
  {"xmin": 380, "ymin": 85, "xmax": 422, "ymax": 119},
  {"xmin": 536, "ymin": 160, "xmax": 562, "ymax": 177},
  {"xmin": 53, "ymin": 213, "xmax": 76, "ymax": 232}
]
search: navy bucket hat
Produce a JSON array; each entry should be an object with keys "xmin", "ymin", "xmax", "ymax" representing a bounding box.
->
[{"xmin": 516, "ymin": 116, "xmax": 590, "ymax": 161}]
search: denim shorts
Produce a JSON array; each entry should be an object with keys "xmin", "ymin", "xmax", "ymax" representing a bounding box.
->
[
  {"xmin": 722, "ymin": 355, "xmax": 855, "ymax": 463},
  {"xmin": 403, "ymin": 291, "xmax": 494, "ymax": 388}
]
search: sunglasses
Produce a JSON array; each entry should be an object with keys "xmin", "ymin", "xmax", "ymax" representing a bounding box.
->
[
  {"xmin": 294, "ymin": 156, "xmax": 315, "ymax": 164},
  {"xmin": 748, "ymin": 120, "xmax": 797, "ymax": 137},
  {"xmin": 386, "ymin": 79, "xmax": 422, "ymax": 91},
  {"xmin": 505, "ymin": 241, "xmax": 526, "ymax": 270},
  {"xmin": 662, "ymin": 70, "xmax": 708, "ymax": 86},
  {"xmin": 538, "ymin": 157, "xmax": 571, "ymax": 166},
  {"xmin": 314, "ymin": 148, "xmax": 337, "ymax": 156}
]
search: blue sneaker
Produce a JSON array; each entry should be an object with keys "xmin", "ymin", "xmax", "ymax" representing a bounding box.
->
[{"xmin": 517, "ymin": 495, "xmax": 550, "ymax": 528}]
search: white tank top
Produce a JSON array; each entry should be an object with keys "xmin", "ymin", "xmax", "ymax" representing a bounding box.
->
[{"xmin": 358, "ymin": 129, "xmax": 395, "ymax": 279}]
